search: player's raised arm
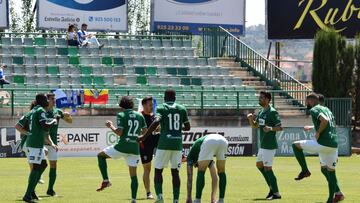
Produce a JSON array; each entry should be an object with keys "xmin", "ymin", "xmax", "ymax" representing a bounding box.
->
[
  {"xmin": 106, "ymin": 120, "xmax": 123, "ymax": 136},
  {"xmin": 247, "ymin": 113, "xmax": 259, "ymax": 129}
]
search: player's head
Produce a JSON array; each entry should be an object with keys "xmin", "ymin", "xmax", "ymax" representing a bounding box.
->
[
  {"xmin": 29, "ymin": 100, "xmax": 37, "ymax": 110},
  {"xmin": 259, "ymin": 91, "xmax": 271, "ymax": 107},
  {"xmin": 81, "ymin": 23, "xmax": 88, "ymax": 30},
  {"xmin": 317, "ymin": 93, "xmax": 325, "ymax": 106},
  {"xmin": 46, "ymin": 92, "xmax": 56, "ymax": 108},
  {"xmin": 119, "ymin": 96, "xmax": 134, "ymax": 110},
  {"xmin": 35, "ymin": 93, "xmax": 49, "ymax": 108},
  {"xmin": 141, "ymin": 96, "xmax": 153, "ymax": 114},
  {"xmin": 306, "ymin": 93, "xmax": 319, "ymax": 109},
  {"xmin": 68, "ymin": 24, "xmax": 75, "ymax": 32},
  {"xmin": 164, "ymin": 89, "xmax": 176, "ymax": 102}
]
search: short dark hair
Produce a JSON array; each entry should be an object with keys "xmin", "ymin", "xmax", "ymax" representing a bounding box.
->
[
  {"xmin": 29, "ymin": 100, "xmax": 37, "ymax": 110},
  {"xmin": 119, "ymin": 96, "xmax": 134, "ymax": 109},
  {"xmin": 306, "ymin": 93, "xmax": 319, "ymax": 100},
  {"xmin": 35, "ymin": 93, "xmax": 48, "ymax": 107},
  {"xmin": 82, "ymin": 23, "xmax": 87, "ymax": 27},
  {"xmin": 260, "ymin": 91, "xmax": 272, "ymax": 102},
  {"xmin": 141, "ymin": 96, "xmax": 153, "ymax": 105},
  {"xmin": 318, "ymin": 93, "xmax": 325, "ymax": 103},
  {"xmin": 164, "ymin": 89, "xmax": 176, "ymax": 102},
  {"xmin": 46, "ymin": 92, "xmax": 55, "ymax": 99}
]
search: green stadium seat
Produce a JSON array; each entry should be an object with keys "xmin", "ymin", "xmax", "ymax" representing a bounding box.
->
[
  {"xmin": 47, "ymin": 66, "xmax": 59, "ymax": 75},
  {"xmin": 81, "ymin": 76, "xmax": 93, "ymax": 85},
  {"xmin": 102, "ymin": 57, "xmax": 113, "ymax": 65},
  {"xmin": 34, "ymin": 38, "xmax": 46, "ymax": 46},
  {"xmin": 69, "ymin": 56, "xmax": 80, "ymax": 65},
  {"xmin": 80, "ymin": 66, "xmax": 93, "ymax": 75},
  {"xmin": 167, "ymin": 68, "xmax": 177, "ymax": 76},
  {"xmin": 191, "ymin": 78, "xmax": 202, "ymax": 86},
  {"xmin": 178, "ymin": 68, "xmax": 188, "ymax": 76},
  {"xmin": 146, "ymin": 67, "xmax": 157, "ymax": 75},
  {"xmin": 135, "ymin": 67, "xmax": 145, "ymax": 75},
  {"xmin": 58, "ymin": 47, "xmax": 68, "ymax": 56},
  {"xmin": 136, "ymin": 76, "xmax": 147, "ymax": 85},
  {"xmin": 13, "ymin": 75, "xmax": 25, "ymax": 84},
  {"xmin": 94, "ymin": 76, "xmax": 105, "ymax": 86},
  {"xmin": 181, "ymin": 78, "xmax": 191, "ymax": 86},
  {"xmin": 113, "ymin": 57, "xmax": 124, "ymax": 65},
  {"xmin": 13, "ymin": 57, "xmax": 24, "ymax": 65},
  {"xmin": 67, "ymin": 47, "xmax": 78, "ymax": 56},
  {"xmin": 0, "ymin": 37, "xmax": 11, "ymax": 45}
]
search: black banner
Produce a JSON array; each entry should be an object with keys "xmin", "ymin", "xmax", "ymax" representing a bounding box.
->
[
  {"xmin": 267, "ymin": 0, "xmax": 360, "ymax": 39},
  {"xmin": 0, "ymin": 128, "xmax": 25, "ymax": 158}
]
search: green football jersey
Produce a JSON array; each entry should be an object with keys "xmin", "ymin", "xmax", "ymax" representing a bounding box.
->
[
  {"xmin": 26, "ymin": 105, "xmax": 49, "ymax": 148},
  {"xmin": 157, "ymin": 102, "xmax": 189, "ymax": 151},
  {"xmin": 187, "ymin": 135, "xmax": 207, "ymax": 166},
  {"xmin": 114, "ymin": 109, "xmax": 146, "ymax": 155},
  {"xmin": 17, "ymin": 111, "xmax": 32, "ymax": 148},
  {"xmin": 46, "ymin": 108, "xmax": 64, "ymax": 145},
  {"xmin": 310, "ymin": 105, "xmax": 338, "ymax": 148},
  {"xmin": 256, "ymin": 106, "xmax": 282, "ymax": 150}
]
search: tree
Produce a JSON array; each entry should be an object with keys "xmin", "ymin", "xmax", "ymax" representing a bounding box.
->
[
  {"xmin": 9, "ymin": 0, "xmax": 21, "ymax": 33},
  {"xmin": 355, "ymin": 35, "xmax": 360, "ymax": 127},
  {"xmin": 338, "ymin": 40, "xmax": 354, "ymax": 97},
  {"xmin": 312, "ymin": 30, "xmax": 339, "ymax": 97},
  {"xmin": 21, "ymin": 0, "xmax": 36, "ymax": 33},
  {"xmin": 127, "ymin": 0, "xmax": 151, "ymax": 34}
]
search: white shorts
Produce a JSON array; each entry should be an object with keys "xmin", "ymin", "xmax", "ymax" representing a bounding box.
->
[
  {"xmin": 256, "ymin": 148, "xmax": 276, "ymax": 167},
  {"xmin": 154, "ymin": 150, "xmax": 182, "ymax": 169},
  {"xmin": 27, "ymin": 147, "xmax": 46, "ymax": 164},
  {"xmin": 45, "ymin": 145, "xmax": 58, "ymax": 161},
  {"xmin": 198, "ymin": 134, "xmax": 228, "ymax": 161},
  {"xmin": 103, "ymin": 145, "xmax": 140, "ymax": 167},
  {"xmin": 299, "ymin": 140, "xmax": 338, "ymax": 169}
]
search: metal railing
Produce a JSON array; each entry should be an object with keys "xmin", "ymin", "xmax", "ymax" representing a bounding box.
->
[
  {"xmin": 202, "ymin": 27, "xmax": 312, "ymax": 107},
  {"xmin": 325, "ymin": 98, "xmax": 352, "ymax": 127}
]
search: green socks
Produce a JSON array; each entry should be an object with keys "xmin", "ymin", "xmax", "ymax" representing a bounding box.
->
[
  {"xmin": 265, "ymin": 170, "xmax": 279, "ymax": 193},
  {"xmin": 131, "ymin": 176, "xmax": 138, "ymax": 199},
  {"xmin": 321, "ymin": 168, "xmax": 340, "ymax": 193},
  {"xmin": 48, "ymin": 168, "xmax": 57, "ymax": 191},
  {"xmin": 196, "ymin": 171, "xmax": 205, "ymax": 199},
  {"xmin": 292, "ymin": 144, "xmax": 309, "ymax": 172},
  {"xmin": 25, "ymin": 169, "xmax": 40, "ymax": 197},
  {"xmin": 258, "ymin": 167, "xmax": 271, "ymax": 187},
  {"xmin": 97, "ymin": 155, "xmax": 109, "ymax": 180},
  {"xmin": 173, "ymin": 186, "xmax": 180, "ymax": 200},
  {"xmin": 327, "ymin": 171, "xmax": 337, "ymax": 202},
  {"xmin": 218, "ymin": 172, "xmax": 227, "ymax": 199},
  {"xmin": 154, "ymin": 182, "xmax": 162, "ymax": 196}
]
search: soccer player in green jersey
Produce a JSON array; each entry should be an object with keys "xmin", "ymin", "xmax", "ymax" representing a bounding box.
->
[
  {"xmin": 23, "ymin": 94, "xmax": 58, "ymax": 203},
  {"xmin": 247, "ymin": 91, "xmax": 283, "ymax": 200},
  {"xmin": 186, "ymin": 134, "xmax": 228, "ymax": 203},
  {"xmin": 138, "ymin": 89, "xmax": 191, "ymax": 203},
  {"xmin": 96, "ymin": 96, "xmax": 147, "ymax": 203},
  {"xmin": 45, "ymin": 93, "xmax": 73, "ymax": 196},
  {"xmin": 292, "ymin": 93, "xmax": 343, "ymax": 203},
  {"xmin": 15, "ymin": 100, "xmax": 37, "ymax": 159}
]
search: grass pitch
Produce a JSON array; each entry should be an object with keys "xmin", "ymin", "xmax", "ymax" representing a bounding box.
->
[{"xmin": 0, "ymin": 156, "xmax": 359, "ymax": 203}]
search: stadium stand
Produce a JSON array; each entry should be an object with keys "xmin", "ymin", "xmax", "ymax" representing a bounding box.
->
[{"xmin": 0, "ymin": 35, "xmax": 260, "ymax": 110}]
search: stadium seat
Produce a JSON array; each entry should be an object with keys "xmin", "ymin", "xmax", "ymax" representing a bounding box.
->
[
  {"xmin": 12, "ymin": 38, "xmax": 23, "ymax": 46},
  {"xmin": 23, "ymin": 38, "xmax": 33, "ymax": 46},
  {"xmin": 80, "ymin": 66, "xmax": 93, "ymax": 75},
  {"xmin": 136, "ymin": 76, "xmax": 147, "ymax": 85},
  {"xmin": 58, "ymin": 47, "xmax": 68, "ymax": 56},
  {"xmin": 102, "ymin": 57, "xmax": 113, "ymax": 65},
  {"xmin": 13, "ymin": 75, "xmax": 25, "ymax": 84},
  {"xmin": 13, "ymin": 56, "xmax": 24, "ymax": 65},
  {"xmin": 34, "ymin": 38, "xmax": 46, "ymax": 46},
  {"xmin": 0, "ymin": 37, "xmax": 11, "ymax": 46},
  {"xmin": 68, "ymin": 47, "xmax": 78, "ymax": 56},
  {"xmin": 69, "ymin": 56, "xmax": 80, "ymax": 65}
]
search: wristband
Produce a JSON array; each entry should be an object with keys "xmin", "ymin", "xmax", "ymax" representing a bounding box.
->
[{"xmin": 269, "ymin": 127, "xmax": 273, "ymax": 131}]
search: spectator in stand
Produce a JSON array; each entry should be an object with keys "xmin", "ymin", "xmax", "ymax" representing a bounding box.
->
[
  {"xmin": 67, "ymin": 24, "xmax": 80, "ymax": 47},
  {"xmin": 77, "ymin": 23, "xmax": 104, "ymax": 49},
  {"xmin": 0, "ymin": 64, "xmax": 10, "ymax": 88}
]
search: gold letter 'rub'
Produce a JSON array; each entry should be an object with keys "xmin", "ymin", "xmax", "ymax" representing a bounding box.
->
[{"xmin": 293, "ymin": 0, "xmax": 360, "ymax": 32}]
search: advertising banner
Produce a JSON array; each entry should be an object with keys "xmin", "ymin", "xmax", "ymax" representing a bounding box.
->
[
  {"xmin": 37, "ymin": 0, "xmax": 128, "ymax": 31},
  {"xmin": 257, "ymin": 127, "xmax": 351, "ymax": 156},
  {"xmin": 0, "ymin": 128, "xmax": 24, "ymax": 158},
  {"xmin": 267, "ymin": 0, "xmax": 360, "ymax": 39},
  {"xmin": 0, "ymin": 0, "xmax": 9, "ymax": 29},
  {"xmin": 152, "ymin": 0, "xmax": 245, "ymax": 35}
]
